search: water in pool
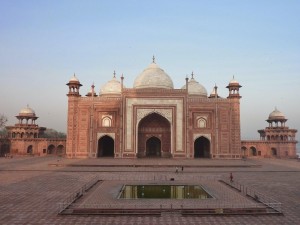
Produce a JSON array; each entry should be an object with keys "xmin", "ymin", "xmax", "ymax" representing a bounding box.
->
[{"xmin": 119, "ymin": 185, "xmax": 212, "ymax": 199}]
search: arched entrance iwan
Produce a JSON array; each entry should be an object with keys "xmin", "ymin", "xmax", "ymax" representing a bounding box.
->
[
  {"xmin": 97, "ymin": 135, "xmax": 114, "ymax": 157},
  {"xmin": 137, "ymin": 113, "xmax": 171, "ymax": 158},
  {"xmin": 194, "ymin": 136, "xmax": 210, "ymax": 158}
]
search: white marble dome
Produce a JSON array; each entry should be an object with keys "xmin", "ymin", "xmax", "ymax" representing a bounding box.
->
[
  {"xmin": 268, "ymin": 108, "xmax": 286, "ymax": 120},
  {"xmin": 133, "ymin": 62, "xmax": 174, "ymax": 89},
  {"xmin": 181, "ymin": 76, "xmax": 207, "ymax": 97},
  {"xmin": 100, "ymin": 76, "xmax": 122, "ymax": 96},
  {"xmin": 19, "ymin": 106, "xmax": 36, "ymax": 116}
]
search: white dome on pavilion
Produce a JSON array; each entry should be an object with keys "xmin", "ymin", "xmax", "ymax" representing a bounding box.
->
[
  {"xmin": 268, "ymin": 108, "xmax": 286, "ymax": 120},
  {"xmin": 19, "ymin": 105, "xmax": 36, "ymax": 117}
]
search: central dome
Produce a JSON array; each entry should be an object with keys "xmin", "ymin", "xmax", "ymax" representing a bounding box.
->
[{"xmin": 133, "ymin": 62, "xmax": 174, "ymax": 89}]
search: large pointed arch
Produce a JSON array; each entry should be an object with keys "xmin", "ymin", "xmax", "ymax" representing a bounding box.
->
[
  {"xmin": 250, "ymin": 146, "xmax": 257, "ymax": 156},
  {"xmin": 97, "ymin": 135, "xmax": 114, "ymax": 157},
  {"xmin": 57, "ymin": 145, "xmax": 65, "ymax": 155},
  {"xmin": 146, "ymin": 136, "xmax": 161, "ymax": 157},
  {"xmin": 271, "ymin": 147, "xmax": 277, "ymax": 157},
  {"xmin": 241, "ymin": 146, "xmax": 248, "ymax": 157},
  {"xmin": 137, "ymin": 112, "xmax": 171, "ymax": 158},
  {"xmin": 194, "ymin": 136, "xmax": 210, "ymax": 158},
  {"xmin": 47, "ymin": 145, "xmax": 56, "ymax": 154},
  {"xmin": 27, "ymin": 145, "xmax": 33, "ymax": 154}
]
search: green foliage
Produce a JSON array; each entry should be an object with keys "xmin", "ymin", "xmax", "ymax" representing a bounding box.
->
[
  {"xmin": 0, "ymin": 128, "xmax": 7, "ymax": 136},
  {"xmin": 41, "ymin": 128, "xmax": 66, "ymax": 138},
  {"xmin": 0, "ymin": 114, "xmax": 8, "ymax": 128}
]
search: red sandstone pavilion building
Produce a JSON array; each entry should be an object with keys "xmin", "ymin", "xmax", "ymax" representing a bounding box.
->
[
  {"xmin": 1, "ymin": 106, "xmax": 66, "ymax": 156},
  {"xmin": 241, "ymin": 108, "xmax": 298, "ymax": 158},
  {"xmin": 65, "ymin": 57, "xmax": 298, "ymax": 159}
]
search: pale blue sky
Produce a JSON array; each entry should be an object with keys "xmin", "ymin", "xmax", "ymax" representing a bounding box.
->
[{"xmin": 0, "ymin": 0, "xmax": 299, "ymax": 141}]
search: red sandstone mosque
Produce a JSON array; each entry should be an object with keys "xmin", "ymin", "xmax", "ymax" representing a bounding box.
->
[
  {"xmin": 64, "ymin": 57, "xmax": 297, "ymax": 159},
  {"xmin": 0, "ymin": 58, "xmax": 297, "ymax": 158}
]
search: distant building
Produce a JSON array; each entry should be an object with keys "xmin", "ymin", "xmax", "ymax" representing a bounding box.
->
[
  {"xmin": 66, "ymin": 58, "xmax": 243, "ymax": 159},
  {"xmin": 241, "ymin": 108, "xmax": 298, "ymax": 158},
  {"xmin": 1, "ymin": 106, "xmax": 66, "ymax": 156}
]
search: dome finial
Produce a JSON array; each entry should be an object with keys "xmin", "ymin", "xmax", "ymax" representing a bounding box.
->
[
  {"xmin": 152, "ymin": 55, "xmax": 155, "ymax": 63},
  {"xmin": 113, "ymin": 70, "xmax": 116, "ymax": 78},
  {"xmin": 191, "ymin": 71, "xmax": 194, "ymax": 79}
]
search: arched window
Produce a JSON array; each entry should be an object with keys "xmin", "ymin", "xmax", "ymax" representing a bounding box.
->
[
  {"xmin": 280, "ymin": 135, "xmax": 283, "ymax": 141},
  {"xmin": 250, "ymin": 146, "xmax": 257, "ymax": 156},
  {"xmin": 102, "ymin": 117, "xmax": 112, "ymax": 127},
  {"xmin": 197, "ymin": 118, "xmax": 207, "ymax": 128}
]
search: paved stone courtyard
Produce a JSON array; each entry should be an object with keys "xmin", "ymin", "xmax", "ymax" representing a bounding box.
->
[{"xmin": 0, "ymin": 156, "xmax": 300, "ymax": 224}]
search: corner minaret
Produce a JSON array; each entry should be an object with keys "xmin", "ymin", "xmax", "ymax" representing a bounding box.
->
[
  {"xmin": 226, "ymin": 76, "xmax": 242, "ymax": 157},
  {"xmin": 66, "ymin": 74, "xmax": 82, "ymax": 158},
  {"xmin": 66, "ymin": 74, "xmax": 82, "ymax": 96},
  {"xmin": 226, "ymin": 76, "xmax": 242, "ymax": 99}
]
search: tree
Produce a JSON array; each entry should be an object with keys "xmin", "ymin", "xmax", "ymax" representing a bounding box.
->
[
  {"xmin": 0, "ymin": 128, "xmax": 7, "ymax": 136},
  {"xmin": 0, "ymin": 114, "xmax": 8, "ymax": 129},
  {"xmin": 42, "ymin": 128, "xmax": 66, "ymax": 138}
]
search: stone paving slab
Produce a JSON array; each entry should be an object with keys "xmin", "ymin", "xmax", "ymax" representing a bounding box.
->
[{"xmin": 0, "ymin": 156, "xmax": 299, "ymax": 224}]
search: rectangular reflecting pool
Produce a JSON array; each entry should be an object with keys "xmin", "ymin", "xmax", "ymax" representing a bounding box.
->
[{"xmin": 119, "ymin": 185, "xmax": 213, "ymax": 199}]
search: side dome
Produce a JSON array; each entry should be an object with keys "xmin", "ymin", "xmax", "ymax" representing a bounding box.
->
[
  {"xmin": 268, "ymin": 108, "xmax": 286, "ymax": 120},
  {"xmin": 181, "ymin": 74, "xmax": 207, "ymax": 97},
  {"xmin": 19, "ymin": 105, "xmax": 36, "ymax": 117},
  {"xmin": 99, "ymin": 75, "xmax": 123, "ymax": 96},
  {"xmin": 133, "ymin": 61, "xmax": 174, "ymax": 89}
]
